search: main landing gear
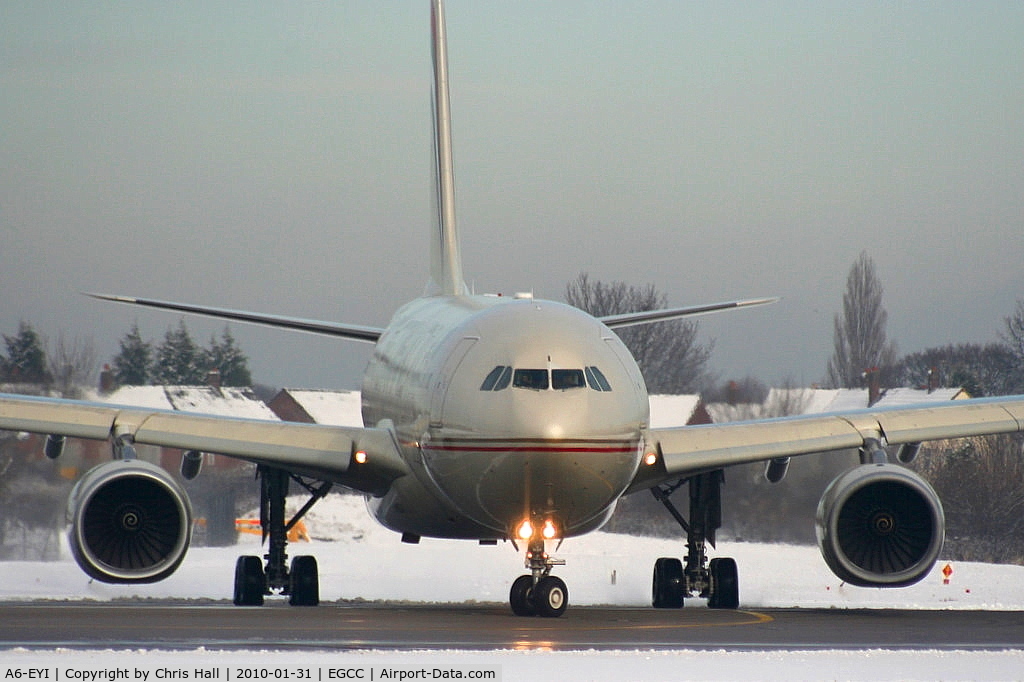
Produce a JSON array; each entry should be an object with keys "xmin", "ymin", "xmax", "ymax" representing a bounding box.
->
[
  {"xmin": 233, "ymin": 466, "xmax": 332, "ymax": 606},
  {"xmin": 650, "ymin": 470, "xmax": 739, "ymax": 610},
  {"xmin": 509, "ymin": 535, "xmax": 568, "ymax": 618}
]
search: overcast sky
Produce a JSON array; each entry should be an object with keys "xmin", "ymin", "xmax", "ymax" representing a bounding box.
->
[{"xmin": 2, "ymin": 1, "xmax": 1023, "ymax": 392}]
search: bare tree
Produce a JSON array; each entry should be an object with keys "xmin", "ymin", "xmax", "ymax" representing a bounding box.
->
[
  {"xmin": 1002, "ymin": 299, "xmax": 1024, "ymax": 360},
  {"xmin": 47, "ymin": 333, "xmax": 99, "ymax": 398},
  {"xmin": 912, "ymin": 434, "xmax": 1024, "ymax": 564},
  {"xmin": 893, "ymin": 342, "xmax": 1019, "ymax": 397},
  {"xmin": 565, "ymin": 272, "xmax": 714, "ymax": 394},
  {"xmin": 826, "ymin": 251, "xmax": 898, "ymax": 388}
]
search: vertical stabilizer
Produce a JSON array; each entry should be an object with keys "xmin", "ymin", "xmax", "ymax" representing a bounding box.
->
[{"xmin": 427, "ymin": 0, "xmax": 468, "ymax": 297}]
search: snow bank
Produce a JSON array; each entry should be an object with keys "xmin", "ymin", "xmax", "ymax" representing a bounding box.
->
[{"xmin": 3, "ymin": 494, "xmax": 1022, "ymax": 610}]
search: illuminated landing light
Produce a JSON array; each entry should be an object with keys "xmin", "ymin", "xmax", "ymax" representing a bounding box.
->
[
  {"xmin": 644, "ymin": 451, "xmax": 658, "ymax": 466},
  {"xmin": 542, "ymin": 519, "xmax": 557, "ymax": 540},
  {"xmin": 517, "ymin": 520, "xmax": 534, "ymax": 540},
  {"xmin": 354, "ymin": 450, "xmax": 368, "ymax": 465}
]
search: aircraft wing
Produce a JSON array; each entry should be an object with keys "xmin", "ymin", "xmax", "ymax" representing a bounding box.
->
[
  {"xmin": 630, "ymin": 395, "xmax": 1024, "ymax": 492},
  {"xmin": 0, "ymin": 393, "xmax": 408, "ymax": 496}
]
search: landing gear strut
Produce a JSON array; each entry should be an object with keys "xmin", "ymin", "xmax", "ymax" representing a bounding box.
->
[
  {"xmin": 233, "ymin": 466, "xmax": 331, "ymax": 606},
  {"xmin": 509, "ymin": 535, "xmax": 568, "ymax": 618},
  {"xmin": 650, "ymin": 470, "xmax": 739, "ymax": 609}
]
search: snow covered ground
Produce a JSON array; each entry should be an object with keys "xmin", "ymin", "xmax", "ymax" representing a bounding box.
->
[{"xmin": 2, "ymin": 494, "xmax": 1023, "ymax": 680}]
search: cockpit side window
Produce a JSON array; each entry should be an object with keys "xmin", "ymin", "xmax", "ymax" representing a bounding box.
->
[
  {"xmin": 552, "ymin": 369, "xmax": 585, "ymax": 390},
  {"xmin": 586, "ymin": 365, "xmax": 613, "ymax": 392},
  {"xmin": 481, "ymin": 365, "xmax": 514, "ymax": 391},
  {"xmin": 480, "ymin": 366, "xmax": 505, "ymax": 391},
  {"xmin": 493, "ymin": 365, "xmax": 512, "ymax": 390},
  {"xmin": 513, "ymin": 368, "xmax": 549, "ymax": 390}
]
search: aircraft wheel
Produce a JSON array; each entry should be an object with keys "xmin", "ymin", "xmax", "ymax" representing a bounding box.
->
[
  {"xmin": 707, "ymin": 557, "xmax": 739, "ymax": 609},
  {"xmin": 652, "ymin": 557, "xmax": 684, "ymax": 608},
  {"xmin": 288, "ymin": 555, "xmax": 320, "ymax": 606},
  {"xmin": 532, "ymin": 576, "xmax": 568, "ymax": 618},
  {"xmin": 233, "ymin": 555, "xmax": 265, "ymax": 606},
  {"xmin": 509, "ymin": 575, "xmax": 536, "ymax": 617}
]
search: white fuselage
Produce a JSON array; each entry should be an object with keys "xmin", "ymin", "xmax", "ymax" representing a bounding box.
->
[{"xmin": 360, "ymin": 294, "xmax": 649, "ymax": 540}]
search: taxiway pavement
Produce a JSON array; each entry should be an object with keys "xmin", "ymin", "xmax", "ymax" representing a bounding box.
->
[{"xmin": 2, "ymin": 602, "xmax": 1023, "ymax": 651}]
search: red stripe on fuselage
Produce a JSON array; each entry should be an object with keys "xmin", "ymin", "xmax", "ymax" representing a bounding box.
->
[{"xmin": 422, "ymin": 442, "xmax": 636, "ymax": 454}]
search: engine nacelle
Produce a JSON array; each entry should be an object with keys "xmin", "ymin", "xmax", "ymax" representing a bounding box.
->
[
  {"xmin": 816, "ymin": 463, "xmax": 944, "ymax": 588},
  {"xmin": 67, "ymin": 459, "xmax": 193, "ymax": 584}
]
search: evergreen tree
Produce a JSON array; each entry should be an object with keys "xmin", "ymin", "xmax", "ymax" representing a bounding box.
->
[
  {"xmin": 1, "ymin": 321, "xmax": 50, "ymax": 384},
  {"xmin": 112, "ymin": 323, "xmax": 153, "ymax": 386},
  {"xmin": 152, "ymin": 320, "xmax": 205, "ymax": 385},
  {"xmin": 203, "ymin": 327, "xmax": 252, "ymax": 387}
]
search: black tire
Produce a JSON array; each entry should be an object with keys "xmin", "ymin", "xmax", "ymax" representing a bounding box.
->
[
  {"xmin": 288, "ymin": 555, "xmax": 320, "ymax": 606},
  {"xmin": 708, "ymin": 557, "xmax": 739, "ymax": 610},
  {"xmin": 652, "ymin": 557, "xmax": 684, "ymax": 608},
  {"xmin": 532, "ymin": 576, "xmax": 569, "ymax": 618},
  {"xmin": 509, "ymin": 575, "xmax": 536, "ymax": 617},
  {"xmin": 233, "ymin": 555, "xmax": 265, "ymax": 606}
]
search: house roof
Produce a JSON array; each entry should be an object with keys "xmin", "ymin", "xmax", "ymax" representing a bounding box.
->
[
  {"xmin": 763, "ymin": 386, "xmax": 966, "ymax": 416},
  {"xmin": 88, "ymin": 385, "xmax": 279, "ymax": 420},
  {"xmin": 648, "ymin": 394, "xmax": 705, "ymax": 428},
  {"xmin": 276, "ymin": 389, "xmax": 363, "ymax": 427}
]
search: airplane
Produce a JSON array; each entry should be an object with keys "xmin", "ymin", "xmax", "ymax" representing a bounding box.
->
[{"xmin": 2, "ymin": 0, "xmax": 1024, "ymax": 618}]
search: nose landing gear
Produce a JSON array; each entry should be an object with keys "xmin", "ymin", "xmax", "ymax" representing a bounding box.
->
[{"xmin": 509, "ymin": 535, "xmax": 568, "ymax": 617}]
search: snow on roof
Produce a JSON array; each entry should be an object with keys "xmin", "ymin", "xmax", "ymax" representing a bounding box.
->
[
  {"xmin": 648, "ymin": 394, "xmax": 703, "ymax": 428},
  {"xmin": 764, "ymin": 386, "xmax": 965, "ymax": 416},
  {"xmin": 88, "ymin": 385, "xmax": 174, "ymax": 410},
  {"xmin": 705, "ymin": 402, "xmax": 765, "ymax": 423},
  {"xmin": 89, "ymin": 385, "xmax": 279, "ymax": 420},
  {"xmin": 874, "ymin": 387, "xmax": 966, "ymax": 407},
  {"xmin": 282, "ymin": 389, "xmax": 364, "ymax": 427}
]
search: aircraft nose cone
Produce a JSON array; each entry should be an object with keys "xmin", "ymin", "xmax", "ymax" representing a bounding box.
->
[{"xmin": 509, "ymin": 392, "xmax": 592, "ymax": 439}]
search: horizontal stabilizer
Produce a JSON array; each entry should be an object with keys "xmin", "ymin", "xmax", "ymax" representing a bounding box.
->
[
  {"xmin": 86, "ymin": 293, "xmax": 383, "ymax": 343},
  {"xmin": 599, "ymin": 297, "xmax": 778, "ymax": 329}
]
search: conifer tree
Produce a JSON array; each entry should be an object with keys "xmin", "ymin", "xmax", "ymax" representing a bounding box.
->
[
  {"xmin": 112, "ymin": 323, "xmax": 153, "ymax": 386},
  {"xmin": 1, "ymin": 321, "xmax": 50, "ymax": 384},
  {"xmin": 152, "ymin": 320, "xmax": 205, "ymax": 385},
  {"xmin": 203, "ymin": 327, "xmax": 252, "ymax": 387}
]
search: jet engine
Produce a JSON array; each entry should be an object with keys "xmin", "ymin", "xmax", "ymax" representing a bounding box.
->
[
  {"xmin": 815, "ymin": 463, "xmax": 944, "ymax": 588},
  {"xmin": 67, "ymin": 459, "xmax": 193, "ymax": 583}
]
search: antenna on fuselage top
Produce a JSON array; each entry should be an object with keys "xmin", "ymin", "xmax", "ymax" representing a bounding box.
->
[{"xmin": 426, "ymin": 0, "xmax": 468, "ymax": 297}]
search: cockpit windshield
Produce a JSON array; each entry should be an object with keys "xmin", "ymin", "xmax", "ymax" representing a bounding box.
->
[
  {"xmin": 480, "ymin": 366, "xmax": 611, "ymax": 392},
  {"xmin": 513, "ymin": 369, "xmax": 548, "ymax": 390},
  {"xmin": 552, "ymin": 369, "xmax": 585, "ymax": 390}
]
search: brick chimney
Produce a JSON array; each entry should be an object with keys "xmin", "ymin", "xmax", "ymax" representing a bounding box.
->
[
  {"xmin": 864, "ymin": 367, "xmax": 881, "ymax": 407},
  {"xmin": 927, "ymin": 367, "xmax": 939, "ymax": 393},
  {"xmin": 98, "ymin": 364, "xmax": 115, "ymax": 394},
  {"xmin": 727, "ymin": 380, "xmax": 739, "ymax": 406},
  {"xmin": 206, "ymin": 368, "xmax": 222, "ymax": 389}
]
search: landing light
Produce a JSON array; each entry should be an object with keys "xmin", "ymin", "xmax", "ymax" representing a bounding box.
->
[
  {"xmin": 542, "ymin": 520, "xmax": 557, "ymax": 540},
  {"xmin": 644, "ymin": 452, "xmax": 658, "ymax": 466},
  {"xmin": 517, "ymin": 520, "xmax": 534, "ymax": 540},
  {"xmin": 354, "ymin": 450, "xmax": 368, "ymax": 465}
]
